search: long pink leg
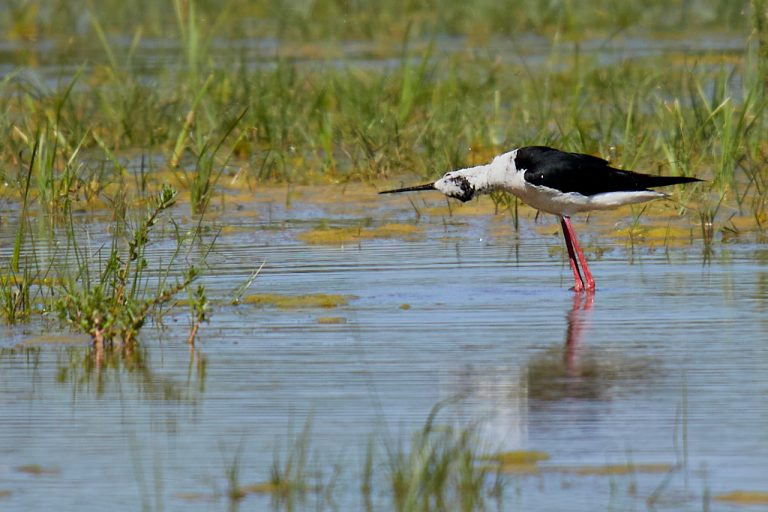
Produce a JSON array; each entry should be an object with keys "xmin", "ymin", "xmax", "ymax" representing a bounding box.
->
[
  {"xmin": 560, "ymin": 216, "xmax": 584, "ymax": 292},
  {"xmin": 562, "ymin": 216, "xmax": 595, "ymax": 292},
  {"xmin": 564, "ymin": 292, "xmax": 595, "ymax": 374}
]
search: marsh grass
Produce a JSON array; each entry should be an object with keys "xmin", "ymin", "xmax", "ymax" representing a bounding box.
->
[
  {"xmin": 174, "ymin": 106, "xmax": 248, "ymax": 214},
  {"xmin": 386, "ymin": 403, "xmax": 496, "ymax": 512},
  {"xmin": 2, "ymin": 0, "xmax": 749, "ymax": 45},
  {"xmin": 0, "ymin": 10, "xmax": 759, "ymax": 189},
  {"xmin": 2, "ymin": 13, "xmax": 766, "ymax": 232},
  {"xmin": 212, "ymin": 406, "xmax": 501, "ymax": 511}
]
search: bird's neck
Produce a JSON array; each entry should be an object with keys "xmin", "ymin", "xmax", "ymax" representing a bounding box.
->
[
  {"xmin": 455, "ymin": 164, "xmax": 494, "ymax": 193},
  {"xmin": 461, "ymin": 151, "xmax": 518, "ymax": 195}
]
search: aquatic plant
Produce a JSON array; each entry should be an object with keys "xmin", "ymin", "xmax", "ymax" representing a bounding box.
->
[
  {"xmin": 386, "ymin": 403, "xmax": 497, "ymax": 512},
  {"xmin": 55, "ymin": 185, "xmax": 202, "ymax": 349}
]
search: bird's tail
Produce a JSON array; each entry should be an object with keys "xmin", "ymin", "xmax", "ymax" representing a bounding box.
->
[{"xmin": 643, "ymin": 175, "xmax": 703, "ymax": 189}]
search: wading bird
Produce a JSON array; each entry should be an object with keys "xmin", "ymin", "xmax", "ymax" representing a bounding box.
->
[{"xmin": 379, "ymin": 146, "xmax": 701, "ymax": 293}]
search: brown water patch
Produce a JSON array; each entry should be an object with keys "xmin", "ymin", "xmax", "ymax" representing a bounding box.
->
[
  {"xmin": 217, "ymin": 224, "xmax": 253, "ymax": 235},
  {"xmin": 22, "ymin": 334, "xmax": 90, "ymax": 346},
  {"xmin": 728, "ymin": 215, "xmax": 765, "ymax": 233},
  {"xmin": 316, "ymin": 316, "xmax": 347, "ymax": 324},
  {"xmin": 496, "ymin": 462, "xmax": 541, "ymax": 474},
  {"xmin": 0, "ymin": 490, "xmax": 11, "ymax": 499},
  {"xmin": 485, "ymin": 450, "xmax": 550, "ymax": 464},
  {"xmin": 550, "ymin": 463, "xmax": 674, "ymax": 476},
  {"xmin": 243, "ymin": 293, "xmax": 352, "ymax": 309},
  {"xmin": 298, "ymin": 223, "xmax": 421, "ymax": 245},
  {"xmin": 714, "ymin": 491, "xmax": 768, "ymax": 505},
  {"xmin": 399, "ymin": 303, "xmax": 411, "ymax": 310},
  {"xmin": 483, "ymin": 450, "xmax": 550, "ymax": 474},
  {"xmin": 16, "ymin": 464, "xmax": 61, "ymax": 476},
  {"xmin": 174, "ymin": 492, "xmax": 215, "ymax": 502},
  {"xmin": 241, "ymin": 481, "xmax": 320, "ymax": 495},
  {"xmin": 241, "ymin": 481, "xmax": 281, "ymax": 494}
]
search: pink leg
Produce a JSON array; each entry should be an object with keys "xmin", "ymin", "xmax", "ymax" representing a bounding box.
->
[
  {"xmin": 560, "ymin": 216, "xmax": 584, "ymax": 292},
  {"xmin": 564, "ymin": 292, "xmax": 595, "ymax": 375},
  {"xmin": 562, "ymin": 216, "xmax": 595, "ymax": 292}
]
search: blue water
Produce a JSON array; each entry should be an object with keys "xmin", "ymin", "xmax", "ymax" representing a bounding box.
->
[{"xmin": 1, "ymin": 193, "xmax": 767, "ymax": 511}]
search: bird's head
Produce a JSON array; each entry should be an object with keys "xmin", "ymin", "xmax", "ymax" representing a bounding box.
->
[
  {"xmin": 379, "ymin": 166, "xmax": 487, "ymax": 203},
  {"xmin": 434, "ymin": 171, "xmax": 476, "ymax": 202}
]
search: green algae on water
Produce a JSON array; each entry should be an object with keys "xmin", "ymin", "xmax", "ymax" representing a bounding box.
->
[
  {"xmin": 242, "ymin": 293, "xmax": 353, "ymax": 309},
  {"xmin": 714, "ymin": 491, "xmax": 768, "ymax": 504},
  {"xmin": 298, "ymin": 223, "xmax": 421, "ymax": 245}
]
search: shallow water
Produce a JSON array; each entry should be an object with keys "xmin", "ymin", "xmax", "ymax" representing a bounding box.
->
[
  {"xmin": 2, "ymin": 32, "xmax": 746, "ymax": 91},
  {"xmin": 1, "ymin": 193, "xmax": 766, "ymax": 511}
]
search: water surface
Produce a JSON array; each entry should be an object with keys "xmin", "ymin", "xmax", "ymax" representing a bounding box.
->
[{"xmin": 1, "ymin": 193, "xmax": 766, "ymax": 511}]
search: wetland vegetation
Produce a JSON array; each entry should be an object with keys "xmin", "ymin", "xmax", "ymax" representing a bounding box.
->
[{"xmin": 2, "ymin": 0, "xmax": 768, "ymax": 510}]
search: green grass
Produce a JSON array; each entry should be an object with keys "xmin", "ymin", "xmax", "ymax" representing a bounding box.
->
[
  {"xmin": 1, "ymin": 6, "xmax": 765, "ymax": 198},
  {"xmin": 0, "ymin": 0, "xmax": 749, "ymax": 45},
  {"xmin": 386, "ymin": 403, "xmax": 495, "ymax": 511}
]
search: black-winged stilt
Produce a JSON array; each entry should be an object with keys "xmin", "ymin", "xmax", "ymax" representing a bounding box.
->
[{"xmin": 379, "ymin": 146, "xmax": 701, "ymax": 292}]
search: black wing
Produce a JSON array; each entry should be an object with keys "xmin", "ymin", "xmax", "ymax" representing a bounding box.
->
[{"xmin": 516, "ymin": 146, "xmax": 700, "ymax": 196}]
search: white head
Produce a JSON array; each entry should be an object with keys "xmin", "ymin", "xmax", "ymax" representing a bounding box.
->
[
  {"xmin": 379, "ymin": 162, "xmax": 496, "ymax": 202},
  {"xmin": 432, "ymin": 166, "xmax": 491, "ymax": 202}
]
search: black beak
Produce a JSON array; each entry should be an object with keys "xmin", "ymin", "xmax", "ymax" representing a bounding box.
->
[{"xmin": 378, "ymin": 183, "xmax": 435, "ymax": 195}]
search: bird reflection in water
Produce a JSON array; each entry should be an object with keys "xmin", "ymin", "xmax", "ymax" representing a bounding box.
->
[
  {"xmin": 563, "ymin": 292, "xmax": 595, "ymax": 378},
  {"xmin": 442, "ymin": 294, "xmax": 657, "ymax": 452},
  {"xmin": 526, "ymin": 295, "xmax": 655, "ymax": 404}
]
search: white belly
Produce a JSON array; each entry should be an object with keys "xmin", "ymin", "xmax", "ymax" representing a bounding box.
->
[{"xmin": 516, "ymin": 184, "xmax": 665, "ymax": 216}]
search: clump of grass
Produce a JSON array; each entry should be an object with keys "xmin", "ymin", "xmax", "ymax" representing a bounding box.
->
[
  {"xmin": 0, "ymin": 269, "xmax": 33, "ymax": 324},
  {"xmin": 697, "ymin": 193, "xmax": 726, "ymax": 258},
  {"xmin": 173, "ymin": 107, "xmax": 248, "ymax": 215},
  {"xmin": 55, "ymin": 185, "xmax": 202, "ymax": 349},
  {"xmin": 2, "ymin": 139, "xmax": 56, "ymax": 324},
  {"xmin": 224, "ymin": 448, "xmax": 246, "ymax": 503},
  {"xmin": 239, "ymin": 421, "xmax": 320, "ymax": 507},
  {"xmin": 386, "ymin": 403, "xmax": 497, "ymax": 512}
]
